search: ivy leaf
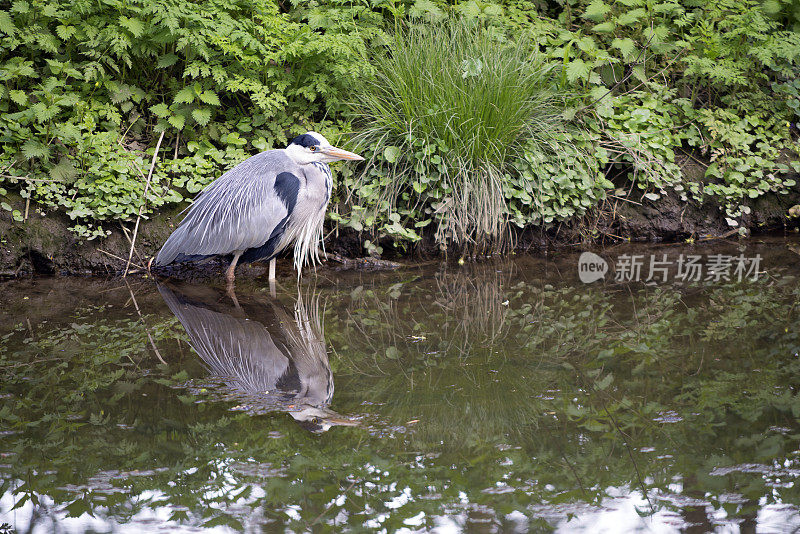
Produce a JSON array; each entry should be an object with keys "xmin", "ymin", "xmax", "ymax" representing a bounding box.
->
[
  {"xmin": 192, "ymin": 107, "xmax": 212, "ymax": 126},
  {"xmin": 173, "ymin": 86, "xmax": 195, "ymax": 104},
  {"xmin": 150, "ymin": 103, "xmax": 170, "ymax": 118},
  {"xmin": 198, "ymin": 90, "xmax": 220, "ymax": 106},
  {"xmin": 21, "ymin": 139, "xmax": 50, "ymax": 160},
  {"xmin": 565, "ymin": 59, "xmax": 590, "ymax": 83}
]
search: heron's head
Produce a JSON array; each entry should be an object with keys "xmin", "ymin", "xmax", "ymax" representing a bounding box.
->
[
  {"xmin": 286, "ymin": 131, "xmax": 364, "ymax": 165},
  {"xmin": 288, "ymin": 404, "xmax": 359, "ymax": 433}
]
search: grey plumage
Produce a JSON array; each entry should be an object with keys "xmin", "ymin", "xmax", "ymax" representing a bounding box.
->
[
  {"xmin": 158, "ymin": 282, "xmax": 355, "ymax": 430},
  {"xmin": 156, "ymin": 151, "xmax": 294, "ymax": 265},
  {"xmin": 154, "ymin": 132, "xmax": 363, "ymax": 282}
]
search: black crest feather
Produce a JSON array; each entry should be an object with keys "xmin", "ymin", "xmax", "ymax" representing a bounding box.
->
[{"xmin": 290, "ymin": 133, "xmax": 320, "ymax": 148}]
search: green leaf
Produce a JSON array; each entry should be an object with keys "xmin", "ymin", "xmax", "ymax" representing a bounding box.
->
[
  {"xmin": 198, "ymin": 90, "xmax": 220, "ymax": 106},
  {"xmin": 150, "ymin": 103, "xmax": 170, "ymax": 118},
  {"xmin": 173, "ymin": 86, "xmax": 195, "ymax": 104},
  {"xmin": 0, "ymin": 11, "xmax": 15, "ymax": 36},
  {"xmin": 410, "ymin": 0, "xmax": 444, "ymax": 20},
  {"xmin": 611, "ymin": 37, "xmax": 636, "ymax": 59},
  {"xmin": 9, "ymin": 90, "xmax": 27, "ymax": 106},
  {"xmin": 11, "ymin": 1, "xmax": 29, "ymax": 14},
  {"xmin": 56, "ymin": 24, "xmax": 76, "ymax": 40},
  {"xmin": 50, "ymin": 157, "xmax": 78, "ymax": 183},
  {"xmin": 383, "ymin": 145, "xmax": 400, "ymax": 163},
  {"xmin": 192, "ymin": 108, "xmax": 212, "ymax": 126},
  {"xmin": 168, "ymin": 114, "xmax": 186, "ymax": 130},
  {"xmin": 119, "ymin": 16, "xmax": 144, "ymax": 37},
  {"xmin": 590, "ymin": 86, "xmax": 613, "ymax": 117},
  {"xmin": 592, "ymin": 21, "xmax": 616, "ymax": 33},
  {"xmin": 157, "ymin": 54, "xmax": 179, "ymax": 69},
  {"xmin": 565, "ymin": 59, "xmax": 590, "ymax": 83},
  {"xmin": 617, "ymin": 8, "xmax": 645, "ymax": 25},
  {"xmin": 21, "ymin": 139, "xmax": 50, "ymax": 160},
  {"xmin": 583, "ymin": 0, "xmax": 611, "ymax": 22},
  {"xmin": 595, "ymin": 373, "xmax": 614, "ymax": 390}
]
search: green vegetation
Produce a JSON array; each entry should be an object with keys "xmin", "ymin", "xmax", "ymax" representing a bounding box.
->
[
  {"xmin": 349, "ymin": 22, "xmax": 589, "ymax": 251},
  {"xmin": 0, "ymin": 0, "xmax": 799, "ymax": 249}
]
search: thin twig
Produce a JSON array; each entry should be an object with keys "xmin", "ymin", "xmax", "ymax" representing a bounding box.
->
[
  {"xmin": 97, "ymin": 248, "xmax": 145, "ymax": 271},
  {"xmin": 698, "ymin": 228, "xmax": 739, "ymax": 242},
  {"xmin": 120, "ymin": 222, "xmax": 146, "ymax": 264},
  {"xmin": 124, "ymin": 278, "xmax": 168, "ymax": 365},
  {"xmin": 124, "ymin": 131, "xmax": 165, "ymax": 277}
]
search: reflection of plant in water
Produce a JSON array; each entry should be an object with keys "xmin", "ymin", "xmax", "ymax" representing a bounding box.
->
[
  {"xmin": 1, "ymin": 271, "xmax": 800, "ymax": 531},
  {"xmin": 326, "ymin": 272, "xmax": 800, "ymax": 522}
]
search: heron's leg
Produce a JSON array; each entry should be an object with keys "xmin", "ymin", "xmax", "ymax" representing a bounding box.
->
[
  {"xmin": 226, "ymin": 251, "xmax": 242, "ymax": 284},
  {"xmin": 268, "ymin": 258, "xmax": 276, "ymax": 281},
  {"xmin": 226, "ymin": 284, "xmax": 241, "ymax": 309}
]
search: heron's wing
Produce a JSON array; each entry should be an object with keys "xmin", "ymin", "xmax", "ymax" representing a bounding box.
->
[
  {"xmin": 158, "ymin": 284, "xmax": 291, "ymax": 393},
  {"xmin": 155, "ymin": 150, "xmax": 300, "ymax": 265},
  {"xmin": 273, "ymin": 292, "xmax": 333, "ymax": 405}
]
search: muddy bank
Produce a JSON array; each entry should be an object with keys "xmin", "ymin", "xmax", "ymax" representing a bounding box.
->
[{"xmin": 2, "ymin": 186, "xmax": 800, "ymax": 277}]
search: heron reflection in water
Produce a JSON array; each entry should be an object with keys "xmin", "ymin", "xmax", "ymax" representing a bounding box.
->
[{"xmin": 158, "ymin": 283, "xmax": 356, "ymax": 432}]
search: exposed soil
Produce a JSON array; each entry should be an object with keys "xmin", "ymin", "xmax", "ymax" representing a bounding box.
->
[{"xmin": 2, "ymin": 176, "xmax": 799, "ymax": 278}]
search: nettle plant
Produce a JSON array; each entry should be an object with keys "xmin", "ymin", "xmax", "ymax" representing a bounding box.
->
[
  {"xmin": 551, "ymin": 0, "xmax": 800, "ymax": 224},
  {"xmin": 0, "ymin": 0, "xmax": 372, "ymax": 237}
]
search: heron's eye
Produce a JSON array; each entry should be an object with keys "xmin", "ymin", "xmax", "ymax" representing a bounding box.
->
[
  {"xmin": 309, "ymin": 146, "xmax": 317, "ymax": 152},
  {"xmin": 312, "ymin": 417, "xmax": 321, "ymax": 424}
]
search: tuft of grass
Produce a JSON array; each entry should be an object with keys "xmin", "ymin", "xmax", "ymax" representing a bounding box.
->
[{"xmin": 352, "ymin": 21, "xmax": 564, "ymax": 252}]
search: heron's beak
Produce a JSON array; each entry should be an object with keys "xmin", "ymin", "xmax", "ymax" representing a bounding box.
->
[
  {"xmin": 323, "ymin": 146, "xmax": 364, "ymax": 161},
  {"xmin": 324, "ymin": 415, "xmax": 360, "ymax": 427}
]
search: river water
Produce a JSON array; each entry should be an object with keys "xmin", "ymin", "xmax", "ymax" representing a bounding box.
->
[{"xmin": 1, "ymin": 235, "xmax": 800, "ymax": 532}]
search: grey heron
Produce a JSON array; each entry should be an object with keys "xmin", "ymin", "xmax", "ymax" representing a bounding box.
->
[
  {"xmin": 154, "ymin": 132, "xmax": 363, "ymax": 283},
  {"xmin": 158, "ymin": 282, "xmax": 357, "ymax": 432}
]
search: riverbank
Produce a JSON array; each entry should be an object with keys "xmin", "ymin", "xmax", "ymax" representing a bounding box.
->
[{"xmin": 2, "ymin": 183, "xmax": 799, "ymax": 277}]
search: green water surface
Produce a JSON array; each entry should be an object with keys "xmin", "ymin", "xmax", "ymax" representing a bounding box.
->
[{"xmin": 2, "ymin": 237, "xmax": 800, "ymax": 532}]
